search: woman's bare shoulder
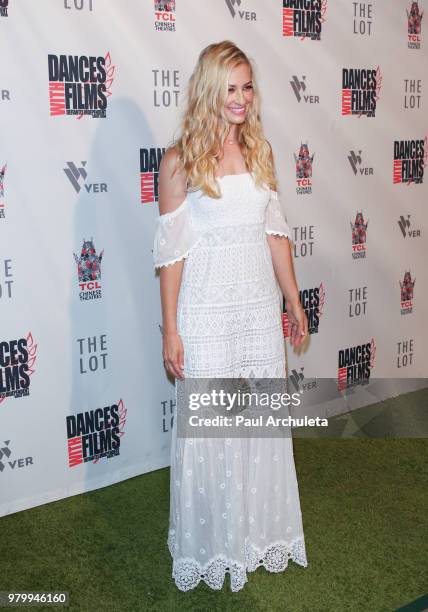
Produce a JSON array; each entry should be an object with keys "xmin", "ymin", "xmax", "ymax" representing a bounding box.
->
[
  {"xmin": 160, "ymin": 145, "xmax": 179, "ymax": 170},
  {"xmin": 158, "ymin": 146, "xmax": 188, "ymax": 215}
]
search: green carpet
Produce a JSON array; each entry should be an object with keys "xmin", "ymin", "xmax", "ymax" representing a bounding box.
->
[
  {"xmin": 1, "ymin": 389, "xmax": 427, "ymax": 612},
  {"xmin": 293, "ymin": 385, "xmax": 428, "ymax": 439}
]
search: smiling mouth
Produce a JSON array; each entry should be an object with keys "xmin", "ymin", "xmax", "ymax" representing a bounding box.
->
[{"xmin": 227, "ymin": 106, "xmax": 246, "ymax": 115}]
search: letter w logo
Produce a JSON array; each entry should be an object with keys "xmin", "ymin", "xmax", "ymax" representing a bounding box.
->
[
  {"xmin": 64, "ymin": 161, "xmax": 88, "ymax": 193},
  {"xmin": 225, "ymin": 0, "xmax": 242, "ymax": 18},
  {"xmin": 348, "ymin": 150, "xmax": 362, "ymax": 175},
  {"xmin": 398, "ymin": 214, "xmax": 411, "ymax": 237},
  {"xmin": 290, "ymin": 76, "xmax": 307, "ymax": 102}
]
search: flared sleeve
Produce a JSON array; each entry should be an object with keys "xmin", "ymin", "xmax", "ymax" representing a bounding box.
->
[
  {"xmin": 265, "ymin": 189, "xmax": 291, "ymax": 239},
  {"xmin": 153, "ymin": 196, "xmax": 200, "ymax": 270}
]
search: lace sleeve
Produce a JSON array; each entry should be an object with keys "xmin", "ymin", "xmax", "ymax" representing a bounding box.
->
[
  {"xmin": 153, "ymin": 196, "xmax": 200, "ymax": 270},
  {"xmin": 265, "ymin": 189, "xmax": 291, "ymax": 239}
]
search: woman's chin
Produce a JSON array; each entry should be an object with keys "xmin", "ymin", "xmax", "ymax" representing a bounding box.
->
[{"xmin": 225, "ymin": 113, "xmax": 247, "ymax": 124}]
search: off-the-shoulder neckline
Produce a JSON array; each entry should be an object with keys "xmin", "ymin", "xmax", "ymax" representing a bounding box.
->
[{"xmin": 158, "ymin": 174, "xmax": 275, "ymax": 220}]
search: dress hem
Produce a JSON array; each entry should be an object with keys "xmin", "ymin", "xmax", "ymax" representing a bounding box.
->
[
  {"xmin": 153, "ymin": 235, "xmax": 203, "ymax": 270},
  {"xmin": 167, "ymin": 529, "xmax": 308, "ymax": 592}
]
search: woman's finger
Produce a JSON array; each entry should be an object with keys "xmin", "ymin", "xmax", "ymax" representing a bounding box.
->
[
  {"xmin": 169, "ymin": 349, "xmax": 184, "ymax": 379},
  {"xmin": 171, "ymin": 359, "xmax": 184, "ymax": 380}
]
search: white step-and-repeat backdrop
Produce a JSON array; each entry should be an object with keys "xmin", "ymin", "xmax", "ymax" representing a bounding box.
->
[{"xmin": 1, "ymin": 1, "xmax": 427, "ymax": 517}]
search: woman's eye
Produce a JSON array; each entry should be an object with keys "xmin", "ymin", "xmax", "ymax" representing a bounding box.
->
[{"xmin": 228, "ymin": 85, "xmax": 253, "ymax": 92}]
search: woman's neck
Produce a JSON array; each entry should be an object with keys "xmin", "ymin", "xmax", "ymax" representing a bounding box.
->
[{"xmin": 226, "ymin": 125, "xmax": 239, "ymax": 143}]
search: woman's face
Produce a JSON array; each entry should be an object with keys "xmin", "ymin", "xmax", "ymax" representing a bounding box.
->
[{"xmin": 224, "ymin": 62, "xmax": 254, "ymax": 125}]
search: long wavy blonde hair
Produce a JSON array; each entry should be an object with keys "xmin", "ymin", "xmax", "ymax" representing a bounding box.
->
[{"xmin": 169, "ymin": 40, "xmax": 278, "ymax": 197}]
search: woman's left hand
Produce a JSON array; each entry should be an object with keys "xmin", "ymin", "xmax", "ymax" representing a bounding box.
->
[{"xmin": 287, "ymin": 301, "xmax": 308, "ymax": 346}]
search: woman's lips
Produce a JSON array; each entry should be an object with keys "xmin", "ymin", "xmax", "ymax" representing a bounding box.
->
[{"xmin": 227, "ymin": 106, "xmax": 246, "ymax": 116}]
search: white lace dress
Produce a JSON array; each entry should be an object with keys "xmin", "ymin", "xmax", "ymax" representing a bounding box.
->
[{"xmin": 153, "ymin": 171, "xmax": 308, "ymax": 592}]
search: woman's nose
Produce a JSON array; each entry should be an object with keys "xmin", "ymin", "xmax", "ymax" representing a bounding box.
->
[{"xmin": 234, "ymin": 88, "xmax": 244, "ymax": 104}]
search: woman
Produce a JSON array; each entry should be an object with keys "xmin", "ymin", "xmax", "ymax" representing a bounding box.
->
[{"xmin": 153, "ymin": 40, "xmax": 309, "ymax": 592}]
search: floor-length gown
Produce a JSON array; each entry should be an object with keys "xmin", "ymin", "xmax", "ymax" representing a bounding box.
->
[{"xmin": 153, "ymin": 171, "xmax": 308, "ymax": 592}]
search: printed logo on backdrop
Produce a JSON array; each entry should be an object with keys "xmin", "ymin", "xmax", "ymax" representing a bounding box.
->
[
  {"xmin": 66, "ymin": 400, "xmax": 127, "ymax": 467},
  {"xmin": 348, "ymin": 150, "xmax": 373, "ymax": 176},
  {"xmin": 353, "ymin": 2, "xmax": 373, "ymax": 36},
  {"xmin": 295, "ymin": 142, "xmax": 314, "ymax": 195},
  {"xmin": 0, "ymin": 163, "xmax": 7, "ymax": 219},
  {"xmin": 140, "ymin": 148, "xmax": 165, "ymax": 203},
  {"xmin": 290, "ymin": 75, "xmax": 320, "ymax": 104},
  {"xmin": 158, "ymin": 323, "xmax": 175, "ymax": 433},
  {"xmin": 1, "ymin": 88, "xmax": 10, "ymax": 102},
  {"xmin": 154, "ymin": 0, "xmax": 176, "ymax": 31},
  {"xmin": 282, "ymin": 283, "xmax": 325, "ymax": 337},
  {"xmin": 404, "ymin": 79, "xmax": 422, "ymax": 109},
  {"xmin": 0, "ymin": 0, "xmax": 8, "ymax": 17},
  {"xmin": 77, "ymin": 335, "xmax": 107, "ymax": 374},
  {"xmin": 153, "ymin": 69, "xmax": 180, "ymax": 107},
  {"xmin": 407, "ymin": 1, "xmax": 423, "ymax": 49},
  {"xmin": 398, "ymin": 214, "xmax": 421, "ymax": 238},
  {"xmin": 0, "ymin": 259, "xmax": 13, "ymax": 299},
  {"xmin": 397, "ymin": 338, "xmax": 414, "ymax": 369},
  {"xmin": 225, "ymin": 0, "xmax": 256, "ymax": 21},
  {"xmin": 48, "ymin": 53, "xmax": 115, "ymax": 119},
  {"xmin": 0, "ymin": 440, "xmax": 34, "ymax": 474},
  {"xmin": 393, "ymin": 137, "xmax": 427, "ymax": 184},
  {"xmin": 0, "ymin": 334, "xmax": 37, "ymax": 404},
  {"xmin": 73, "ymin": 238, "xmax": 104, "ymax": 301},
  {"xmin": 159, "ymin": 322, "xmax": 176, "ymax": 433},
  {"xmin": 400, "ymin": 270, "xmax": 415, "ymax": 315},
  {"xmin": 349, "ymin": 286, "xmax": 367, "ymax": 318},
  {"xmin": 282, "ymin": 0, "xmax": 327, "ymax": 40},
  {"xmin": 292, "ymin": 225, "xmax": 315, "ymax": 259},
  {"xmin": 342, "ymin": 67, "xmax": 382, "ymax": 117},
  {"xmin": 350, "ymin": 211, "xmax": 368, "ymax": 259},
  {"xmin": 338, "ymin": 338, "xmax": 375, "ymax": 391},
  {"xmin": 64, "ymin": 0, "xmax": 94, "ymax": 11},
  {"xmin": 162, "ymin": 396, "xmax": 174, "ymax": 433},
  {"xmin": 0, "ymin": 440, "xmax": 33, "ymax": 473},
  {"xmin": 288, "ymin": 367, "xmax": 318, "ymax": 393},
  {"xmin": 63, "ymin": 161, "xmax": 107, "ymax": 194}
]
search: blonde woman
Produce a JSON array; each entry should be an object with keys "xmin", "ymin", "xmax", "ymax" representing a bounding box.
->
[{"xmin": 153, "ymin": 41, "xmax": 308, "ymax": 592}]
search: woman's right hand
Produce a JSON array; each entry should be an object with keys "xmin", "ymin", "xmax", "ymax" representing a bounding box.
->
[{"xmin": 163, "ymin": 331, "xmax": 185, "ymax": 380}]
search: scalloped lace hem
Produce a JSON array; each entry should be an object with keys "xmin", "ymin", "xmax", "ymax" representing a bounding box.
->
[
  {"xmin": 265, "ymin": 230, "xmax": 290, "ymax": 239},
  {"xmin": 167, "ymin": 530, "xmax": 308, "ymax": 592},
  {"xmin": 153, "ymin": 236, "xmax": 203, "ymax": 270},
  {"xmin": 154, "ymin": 250, "xmax": 191, "ymax": 270}
]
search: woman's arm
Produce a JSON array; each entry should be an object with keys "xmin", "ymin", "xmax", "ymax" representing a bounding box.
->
[
  {"xmin": 156, "ymin": 148, "xmax": 188, "ymax": 379},
  {"xmin": 267, "ymin": 233, "xmax": 308, "ymax": 347},
  {"xmin": 267, "ymin": 234, "xmax": 300, "ymax": 308},
  {"xmin": 264, "ymin": 141, "xmax": 308, "ymax": 345}
]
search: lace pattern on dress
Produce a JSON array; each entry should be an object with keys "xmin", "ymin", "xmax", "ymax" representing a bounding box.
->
[
  {"xmin": 265, "ymin": 190, "xmax": 291, "ymax": 239},
  {"xmin": 155, "ymin": 175, "xmax": 307, "ymax": 593},
  {"xmin": 153, "ymin": 188, "xmax": 290, "ymax": 269},
  {"xmin": 167, "ymin": 529, "xmax": 308, "ymax": 592},
  {"xmin": 153, "ymin": 196, "xmax": 201, "ymax": 269}
]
